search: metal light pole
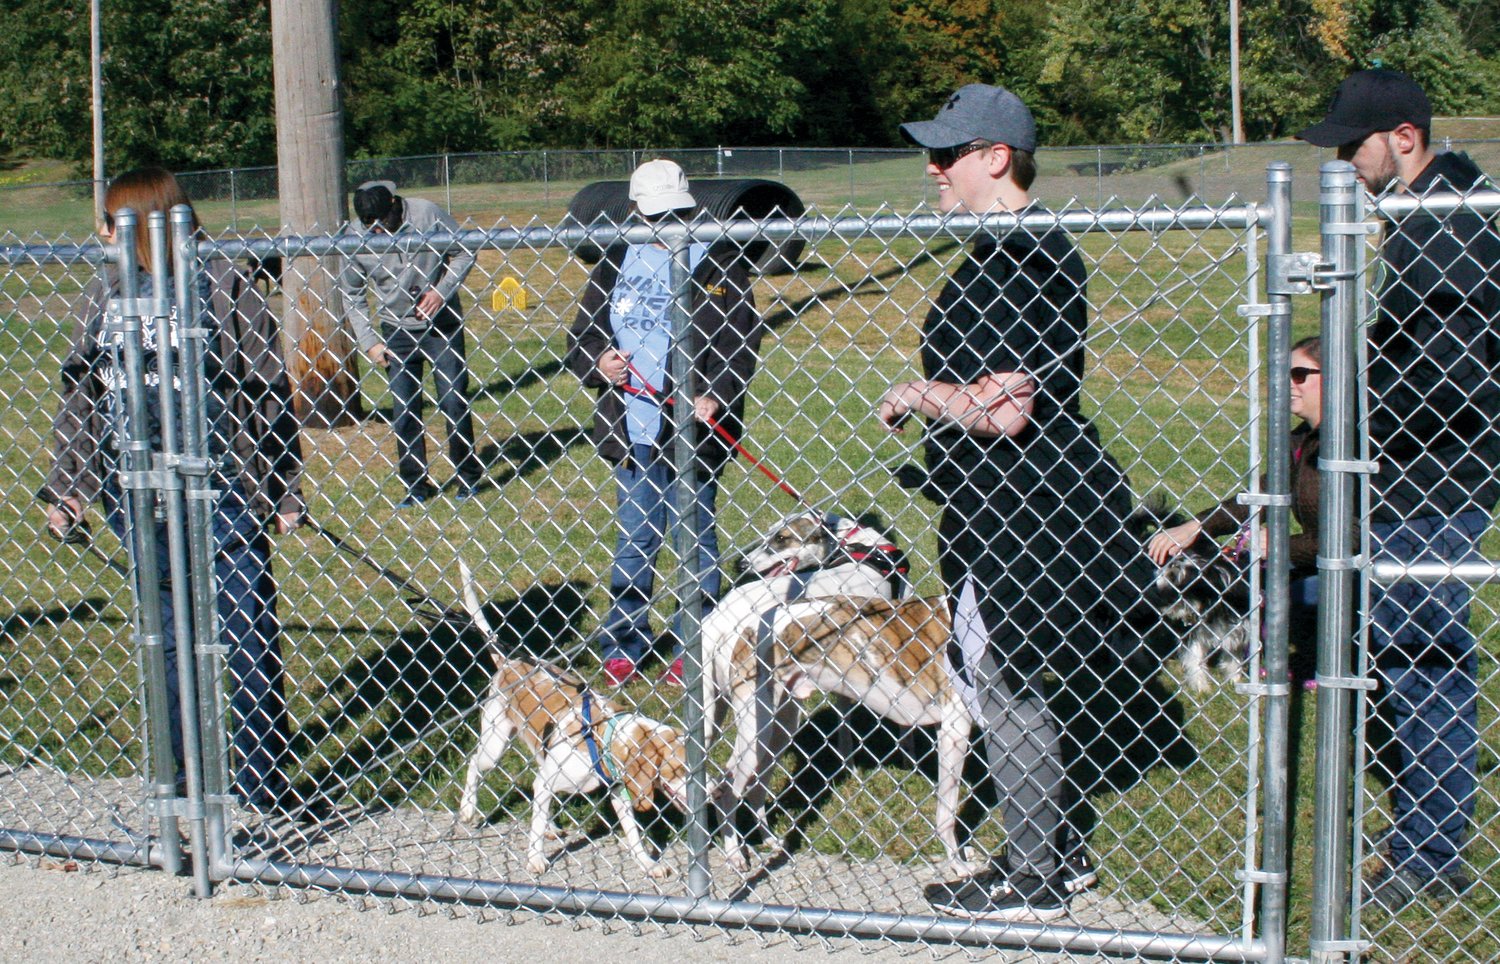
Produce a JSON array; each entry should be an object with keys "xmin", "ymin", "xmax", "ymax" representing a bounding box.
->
[
  {"xmin": 1229, "ymin": 0, "xmax": 1244, "ymax": 144},
  {"xmin": 90, "ymin": 0, "xmax": 105, "ymax": 220}
]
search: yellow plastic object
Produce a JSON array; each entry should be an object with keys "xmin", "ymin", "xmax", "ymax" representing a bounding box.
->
[{"xmin": 491, "ymin": 276, "xmax": 528, "ymax": 312}]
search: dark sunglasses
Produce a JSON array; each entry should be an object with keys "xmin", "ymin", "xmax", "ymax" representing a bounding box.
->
[
  {"xmin": 1290, "ymin": 366, "xmax": 1321, "ymax": 384},
  {"xmin": 928, "ymin": 141, "xmax": 992, "ymax": 169}
]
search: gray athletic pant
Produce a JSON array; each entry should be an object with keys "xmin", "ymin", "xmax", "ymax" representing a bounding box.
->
[{"xmin": 951, "ymin": 578, "xmax": 1064, "ymax": 880}]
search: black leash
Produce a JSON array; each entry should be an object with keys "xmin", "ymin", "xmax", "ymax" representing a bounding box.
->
[
  {"xmin": 303, "ymin": 517, "xmax": 470, "ymax": 628},
  {"xmin": 48, "ymin": 516, "xmax": 131, "ymax": 578}
]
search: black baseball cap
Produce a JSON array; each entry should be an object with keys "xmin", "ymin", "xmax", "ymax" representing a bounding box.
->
[{"xmin": 1297, "ymin": 69, "xmax": 1431, "ymax": 148}]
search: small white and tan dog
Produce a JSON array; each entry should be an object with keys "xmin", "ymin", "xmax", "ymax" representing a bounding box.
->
[{"xmin": 456, "ymin": 565, "xmax": 687, "ymax": 879}]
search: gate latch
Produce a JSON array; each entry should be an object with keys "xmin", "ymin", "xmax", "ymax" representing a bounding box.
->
[{"xmin": 1268, "ymin": 251, "xmax": 1337, "ymax": 295}]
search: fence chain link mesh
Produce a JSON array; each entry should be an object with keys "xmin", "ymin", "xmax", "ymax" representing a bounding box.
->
[{"xmin": 3, "ymin": 159, "xmax": 1493, "ymax": 960}]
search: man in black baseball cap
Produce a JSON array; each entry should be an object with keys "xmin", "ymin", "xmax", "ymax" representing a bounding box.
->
[
  {"xmin": 1296, "ymin": 68, "xmax": 1435, "ymax": 193},
  {"xmin": 1302, "ymin": 68, "xmax": 1500, "ymax": 914}
]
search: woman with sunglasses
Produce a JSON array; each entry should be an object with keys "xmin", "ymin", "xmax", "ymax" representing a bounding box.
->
[
  {"xmin": 1148, "ymin": 337, "xmax": 1325, "ymax": 624},
  {"xmin": 40, "ymin": 167, "xmax": 307, "ymax": 817}
]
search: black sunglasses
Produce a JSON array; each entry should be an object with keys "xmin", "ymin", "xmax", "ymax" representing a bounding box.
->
[
  {"xmin": 1290, "ymin": 366, "xmax": 1321, "ymax": 384},
  {"xmin": 928, "ymin": 141, "xmax": 992, "ymax": 169}
]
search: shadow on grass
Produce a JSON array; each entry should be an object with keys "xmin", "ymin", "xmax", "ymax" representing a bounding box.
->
[
  {"xmin": 729, "ymin": 644, "xmax": 1194, "ymax": 868},
  {"xmin": 289, "ymin": 578, "xmax": 592, "ymax": 810},
  {"xmin": 473, "ymin": 358, "xmax": 566, "ymax": 401},
  {"xmin": 760, "ymin": 239, "xmax": 961, "ymax": 333}
]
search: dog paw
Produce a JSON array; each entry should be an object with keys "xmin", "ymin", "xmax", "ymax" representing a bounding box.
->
[
  {"xmin": 646, "ymin": 861, "xmax": 674, "ymax": 881},
  {"xmin": 457, "ymin": 807, "xmax": 481, "ymax": 827},
  {"xmin": 724, "ymin": 847, "xmax": 751, "ymax": 873},
  {"xmin": 946, "ymin": 849, "xmax": 987, "ymax": 878},
  {"xmin": 526, "ymin": 855, "xmax": 549, "ymax": 875}
]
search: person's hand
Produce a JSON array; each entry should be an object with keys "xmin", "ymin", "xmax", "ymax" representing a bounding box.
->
[
  {"xmin": 414, "ymin": 289, "xmax": 444, "ymax": 320},
  {"xmin": 367, "ymin": 343, "xmax": 390, "ymax": 368},
  {"xmin": 878, "ymin": 382, "xmax": 921, "ymax": 433},
  {"xmin": 692, "ymin": 396, "xmax": 720, "ymax": 422},
  {"xmin": 46, "ymin": 496, "xmax": 85, "ymax": 540},
  {"xmin": 597, "ymin": 348, "xmax": 631, "ymax": 386},
  {"xmin": 274, "ymin": 511, "xmax": 303, "ymax": 535},
  {"xmin": 1148, "ymin": 520, "xmax": 1204, "ymax": 566}
]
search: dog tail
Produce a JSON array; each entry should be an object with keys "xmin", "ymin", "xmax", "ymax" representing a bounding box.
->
[{"xmin": 458, "ymin": 560, "xmax": 503, "ymax": 667}]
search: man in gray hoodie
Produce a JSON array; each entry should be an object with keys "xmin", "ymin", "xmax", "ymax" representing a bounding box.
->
[{"xmin": 340, "ymin": 180, "xmax": 483, "ymax": 507}]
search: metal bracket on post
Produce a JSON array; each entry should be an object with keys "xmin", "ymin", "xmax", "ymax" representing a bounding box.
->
[
  {"xmin": 1319, "ymin": 458, "xmax": 1379, "ymax": 476},
  {"xmin": 1236, "ymin": 868, "xmax": 1288, "ymax": 886},
  {"xmin": 1267, "ymin": 251, "xmax": 1326, "ymax": 295},
  {"xmin": 1312, "ymin": 674, "xmax": 1378, "ymax": 692},
  {"xmin": 1237, "ymin": 492, "xmax": 1293, "ymax": 508}
]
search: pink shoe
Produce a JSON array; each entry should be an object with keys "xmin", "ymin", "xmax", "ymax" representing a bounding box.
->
[
  {"xmin": 658, "ymin": 657, "xmax": 685, "ymax": 688},
  {"xmin": 603, "ymin": 658, "xmax": 639, "ymax": 687}
]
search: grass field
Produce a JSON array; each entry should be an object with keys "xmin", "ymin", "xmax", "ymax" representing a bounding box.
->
[{"xmin": 1, "ymin": 165, "xmax": 1498, "ymax": 958}]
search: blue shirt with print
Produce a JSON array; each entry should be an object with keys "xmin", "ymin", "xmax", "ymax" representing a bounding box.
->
[{"xmin": 611, "ymin": 242, "xmax": 705, "ymax": 447}]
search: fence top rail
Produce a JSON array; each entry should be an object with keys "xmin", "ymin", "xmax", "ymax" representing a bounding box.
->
[
  {"xmin": 1, "ymin": 201, "xmax": 1269, "ymax": 266},
  {"xmin": 1371, "ymin": 189, "xmax": 1500, "ymax": 220}
]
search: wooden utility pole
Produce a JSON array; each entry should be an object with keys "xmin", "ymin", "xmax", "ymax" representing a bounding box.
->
[{"xmin": 271, "ymin": 0, "xmax": 361, "ymax": 427}]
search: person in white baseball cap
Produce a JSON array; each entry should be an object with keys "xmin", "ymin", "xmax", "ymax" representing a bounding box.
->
[
  {"xmin": 627, "ymin": 158, "xmax": 698, "ymax": 217},
  {"xmin": 568, "ymin": 158, "xmax": 762, "ymax": 689}
]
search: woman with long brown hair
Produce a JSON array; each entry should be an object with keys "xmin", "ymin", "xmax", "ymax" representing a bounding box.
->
[{"xmin": 40, "ymin": 167, "xmax": 308, "ymax": 816}]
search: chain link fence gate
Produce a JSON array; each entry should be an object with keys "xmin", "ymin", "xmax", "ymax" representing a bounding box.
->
[
  {"xmin": 0, "ymin": 165, "xmax": 1329, "ymax": 959},
  {"xmin": 1307, "ymin": 163, "xmax": 1500, "ymax": 964}
]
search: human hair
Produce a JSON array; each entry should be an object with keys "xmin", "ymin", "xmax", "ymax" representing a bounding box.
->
[
  {"xmin": 1291, "ymin": 334, "xmax": 1321, "ymax": 366},
  {"xmin": 1009, "ymin": 148, "xmax": 1037, "ymax": 191},
  {"xmin": 102, "ymin": 167, "xmax": 201, "ymax": 274}
]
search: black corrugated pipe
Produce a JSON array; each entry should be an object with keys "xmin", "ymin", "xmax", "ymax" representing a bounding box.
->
[{"xmin": 565, "ymin": 178, "xmax": 805, "ymax": 274}]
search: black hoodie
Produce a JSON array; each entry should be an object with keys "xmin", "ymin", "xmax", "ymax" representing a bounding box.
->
[{"xmin": 1368, "ymin": 150, "xmax": 1500, "ymax": 521}]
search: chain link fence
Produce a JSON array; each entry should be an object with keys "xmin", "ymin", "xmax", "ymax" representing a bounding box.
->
[{"xmin": 1, "ymin": 159, "xmax": 1496, "ymax": 961}]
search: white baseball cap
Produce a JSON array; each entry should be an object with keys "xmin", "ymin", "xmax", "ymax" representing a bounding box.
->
[{"xmin": 629, "ymin": 159, "xmax": 697, "ymax": 216}]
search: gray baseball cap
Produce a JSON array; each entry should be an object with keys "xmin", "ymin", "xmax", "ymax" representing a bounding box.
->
[{"xmin": 900, "ymin": 84, "xmax": 1038, "ymax": 153}]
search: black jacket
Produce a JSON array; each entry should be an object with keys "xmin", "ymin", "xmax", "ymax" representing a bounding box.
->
[
  {"xmin": 1368, "ymin": 151, "xmax": 1500, "ymax": 521},
  {"xmin": 567, "ymin": 242, "xmax": 763, "ymax": 475}
]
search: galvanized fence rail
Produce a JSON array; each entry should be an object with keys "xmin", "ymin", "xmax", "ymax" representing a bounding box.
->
[{"xmin": 6, "ymin": 162, "xmax": 1494, "ymax": 960}]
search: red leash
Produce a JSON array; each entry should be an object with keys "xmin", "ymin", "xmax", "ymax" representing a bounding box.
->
[{"xmin": 620, "ymin": 361, "xmax": 809, "ymax": 507}]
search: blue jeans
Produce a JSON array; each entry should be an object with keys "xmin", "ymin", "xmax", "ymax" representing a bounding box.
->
[
  {"xmin": 601, "ymin": 445, "xmax": 721, "ymax": 664},
  {"xmin": 1369, "ymin": 508, "xmax": 1488, "ymax": 879},
  {"xmin": 107, "ymin": 478, "xmax": 291, "ymax": 809},
  {"xmin": 383, "ymin": 318, "xmax": 482, "ymax": 496}
]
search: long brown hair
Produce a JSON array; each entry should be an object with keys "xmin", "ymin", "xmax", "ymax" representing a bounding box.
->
[{"xmin": 102, "ymin": 167, "xmax": 201, "ymax": 274}]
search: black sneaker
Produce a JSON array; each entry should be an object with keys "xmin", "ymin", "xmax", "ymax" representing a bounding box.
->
[
  {"xmin": 1364, "ymin": 862, "xmax": 1475, "ymax": 914},
  {"xmin": 984, "ymin": 848, "xmax": 1098, "ymax": 896},
  {"xmin": 924, "ymin": 866, "xmax": 1009, "ymax": 909},
  {"xmin": 1059, "ymin": 849, "xmax": 1098, "ymax": 894},
  {"xmin": 929, "ymin": 871, "xmax": 1069, "ymax": 922}
]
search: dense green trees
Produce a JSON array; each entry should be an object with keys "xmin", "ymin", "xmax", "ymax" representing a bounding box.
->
[{"xmin": 2, "ymin": 0, "xmax": 1496, "ymax": 172}]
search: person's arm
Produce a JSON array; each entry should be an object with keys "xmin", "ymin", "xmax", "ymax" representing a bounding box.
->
[
  {"xmin": 337, "ymin": 248, "xmax": 380, "ymax": 354},
  {"xmin": 699, "ymin": 258, "xmax": 764, "ymax": 417},
  {"xmin": 39, "ymin": 276, "xmax": 109, "ymax": 529},
  {"xmin": 566, "ymin": 254, "xmax": 620, "ymax": 390},
  {"xmin": 429, "ymin": 205, "xmax": 476, "ymax": 304},
  {"xmin": 222, "ymin": 264, "xmax": 305, "ymax": 530},
  {"xmin": 878, "ymin": 371, "xmax": 1036, "ymax": 437}
]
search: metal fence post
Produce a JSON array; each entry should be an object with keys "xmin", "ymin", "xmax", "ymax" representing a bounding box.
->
[
  {"xmin": 668, "ymin": 224, "xmax": 711, "ymax": 898},
  {"xmin": 444, "ymin": 153, "xmax": 452, "ymax": 213},
  {"xmin": 112, "ymin": 210, "xmax": 186, "ymax": 878},
  {"xmin": 145, "ymin": 212, "xmax": 213, "ymax": 897},
  {"xmin": 172, "ymin": 205, "xmax": 229, "ymax": 878},
  {"xmin": 1254, "ymin": 161, "xmax": 1294, "ymax": 964},
  {"xmin": 1308, "ymin": 159, "xmax": 1363, "ymax": 964}
]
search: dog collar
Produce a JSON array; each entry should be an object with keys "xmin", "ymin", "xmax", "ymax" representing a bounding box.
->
[{"xmin": 580, "ymin": 691, "xmax": 618, "ymax": 788}]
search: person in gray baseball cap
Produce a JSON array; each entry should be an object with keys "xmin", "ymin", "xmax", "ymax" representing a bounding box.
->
[{"xmin": 882, "ymin": 84, "xmax": 1142, "ymax": 922}]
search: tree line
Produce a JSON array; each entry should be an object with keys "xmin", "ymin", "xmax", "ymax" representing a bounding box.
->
[{"xmin": 2, "ymin": 0, "xmax": 1496, "ymax": 173}]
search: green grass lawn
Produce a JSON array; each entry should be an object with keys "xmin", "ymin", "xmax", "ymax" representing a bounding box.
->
[{"xmin": 2, "ymin": 194, "xmax": 1497, "ymax": 959}]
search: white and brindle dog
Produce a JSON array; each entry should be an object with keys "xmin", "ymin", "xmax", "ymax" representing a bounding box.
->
[
  {"xmin": 723, "ymin": 595, "xmax": 980, "ymax": 875},
  {"xmin": 699, "ymin": 512, "xmax": 908, "ymax": 868},
  {"xmin": 456, "ymin": 564, "xmax": 688, "ymax": 879}
]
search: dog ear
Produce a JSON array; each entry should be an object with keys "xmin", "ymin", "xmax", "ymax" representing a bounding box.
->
[{"xmin": 621, "ymin": 731, "xmax": 664, "ymax": 811}]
